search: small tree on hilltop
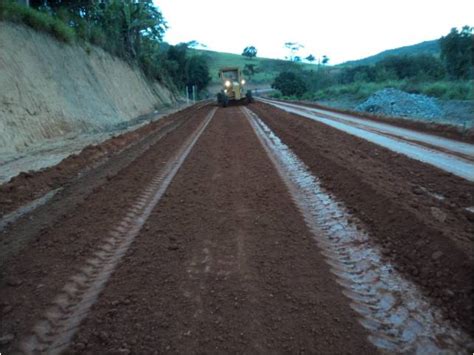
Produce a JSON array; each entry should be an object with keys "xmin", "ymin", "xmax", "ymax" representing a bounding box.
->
[
  {"xmin": 305, "ymin": 54, "xmax": 316, "ymax": 63},
  {"xmin": 284, "ymin": 42, "xmax": 304, "ymax": 61},
  {"xmin": 242, "ymin": 46, "xmax": 257, "ymax": 59},
  {"xmin": 186, "ymin": 40, "xmax": 208, "ymax": 49}
]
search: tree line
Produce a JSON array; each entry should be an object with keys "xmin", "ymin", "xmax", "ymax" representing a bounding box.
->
[{"xmin": 272, "ymin": 26, "xmax": 473, "ymax": 98}]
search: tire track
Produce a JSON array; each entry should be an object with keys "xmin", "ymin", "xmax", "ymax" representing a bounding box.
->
[
  {"xmin": 18, "ymin": 107, "xmax": 216, "ymax": 355},
  {"xmin": 243, "ymin": 106, "xmax": 473, "ymax": 354},
  {"xmin": 0, "ymin": 103, "xmax": 207, "ymax": 266},
  {"xmin": 258, "ymin": 98, "xmax": 474, "ymax": 181}
]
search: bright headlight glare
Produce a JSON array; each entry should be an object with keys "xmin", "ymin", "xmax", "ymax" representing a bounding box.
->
[
  {"xmin": 225, "ymin": 80, "xmax": 231, "ymax": 87},
  {"xmin": 241, "ymin": 79, "xmax": 246, "ymax": 85}
]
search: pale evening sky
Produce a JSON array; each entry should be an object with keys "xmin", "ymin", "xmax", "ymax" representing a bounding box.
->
[{"xmin": 155, "ymin": 0, "xmax": 473, "ymax": 64}]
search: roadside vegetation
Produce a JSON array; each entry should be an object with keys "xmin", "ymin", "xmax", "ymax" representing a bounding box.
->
[
  {"xmin": 0, "ymin": 0, "xmax": 210, "ymax": 95},
  {"xmin": 271, "ymin": 26, "xmax": 473, "ymax": 101}
]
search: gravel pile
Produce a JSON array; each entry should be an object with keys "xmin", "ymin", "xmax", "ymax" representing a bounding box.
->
[{"xmin": 356, "ymin": 88, "xmax": 443, "ymax": 119}]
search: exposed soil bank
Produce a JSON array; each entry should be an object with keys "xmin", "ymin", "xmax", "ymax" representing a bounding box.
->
[
  {"xmin": 251, "ymin": 102, "xmax": 474, "ymax": 334},
  {"xmin": 0, "ymin": 22, "xmax": 178, "ymax": 154}
]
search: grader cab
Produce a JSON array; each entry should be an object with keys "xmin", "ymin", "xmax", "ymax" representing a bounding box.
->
[{"xmin": 217, "ymin": 67, "xmax": 253, "ymax": 107}]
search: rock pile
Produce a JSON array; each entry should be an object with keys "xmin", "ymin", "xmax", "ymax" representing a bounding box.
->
[{"xmin": 356, "ymin": 88, "xmax": 443, "ymax": 120}]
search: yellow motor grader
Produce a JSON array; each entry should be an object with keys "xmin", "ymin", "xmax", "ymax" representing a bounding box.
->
[{"xmin": 217, "ymin": 67, "xmax": 253, "ymax": 107}]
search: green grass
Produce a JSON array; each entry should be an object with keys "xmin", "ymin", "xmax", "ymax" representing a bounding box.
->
[
  {"xmin": 190, "ymin": 49, "xmax": 317, "ymax": 85},
  {"xmin": 0, "ymin": 1, "xmax": 75, "ymax": 43},
  {"xmin": 310, "ymin": 80, "xmax": 474, "ymax": 101}
]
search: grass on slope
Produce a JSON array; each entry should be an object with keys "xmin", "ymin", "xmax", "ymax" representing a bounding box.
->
[
  {"xmin": 0, "ymin": 1, "xmax": 75, "ymax": 43},
  {"xmin": 191, "ymin": 49, "xmax": 317, "ymax": 86}
]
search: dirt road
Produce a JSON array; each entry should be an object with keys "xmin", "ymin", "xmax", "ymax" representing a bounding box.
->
[{"xmin": 1, "ymin": 102, "xmax": 472, "ymax": 354}]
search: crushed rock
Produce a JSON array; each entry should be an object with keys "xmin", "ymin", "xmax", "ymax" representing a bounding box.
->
[{"xmin": 356, "ymin": 88, "xmax": 443, "ymax": 120}]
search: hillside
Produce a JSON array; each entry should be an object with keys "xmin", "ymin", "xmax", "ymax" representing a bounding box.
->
[
  {"xmin": 342, "ymin": 40, "xmax": 440, "ymax": 67},
  {"xmin": 192, "ymin": 39, "xmax": 441, "ymax": 87},
  {"xmin": 191, "ymin": 49, "xmax": 317, "ymax": 87},
  {"xmin": 0, "ymin": 22, "xmax": 177, "ymax": 154}
]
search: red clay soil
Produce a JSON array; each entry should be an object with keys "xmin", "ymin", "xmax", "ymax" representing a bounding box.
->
[
  {"xmin": 251, "ymin": 102, "xmax": 474, "ymax": 333},
  {"xmin": 282, "ymin": 99, "xmax": 474, "ymax": 143},
  {"xmin": 70, "ymin": 107, "xmax": 376, "ymax": 353},
  {"xmin": 0, "ymin": 107, "xmax": 211, "ymax": 354},
  {"xmin": 0, "ymin": 104, "xmax": 202, "ymax": 217}
]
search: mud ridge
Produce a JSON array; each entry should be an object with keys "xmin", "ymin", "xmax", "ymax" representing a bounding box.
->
[{"xmin": 18, "ymin": 109, "xmax": 216, "ymax": 354}]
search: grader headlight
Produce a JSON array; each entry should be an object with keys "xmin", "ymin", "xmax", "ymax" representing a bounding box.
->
[
  {"xmin": 241, "ymin": 79, "xmax": 246, "ymax": 85},
  {"xmin": 225, "ymin": 80, "xmax": 231, "ymax": 87}
]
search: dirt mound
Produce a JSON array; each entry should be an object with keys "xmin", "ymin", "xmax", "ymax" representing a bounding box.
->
[{"xmin": 357, "ymin": 88, "xmax": 443, "ymax": 119}]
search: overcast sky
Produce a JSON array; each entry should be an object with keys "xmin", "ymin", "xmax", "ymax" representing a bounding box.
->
[{"xmin": 155, "ymin": 0, "xmax": 473, "ymax": 64}]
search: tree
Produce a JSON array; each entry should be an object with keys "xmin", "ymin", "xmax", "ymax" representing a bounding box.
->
[
  {"xmin": 303, "ymin": 68, "xmax": 336, "ymax": 92},
  {"xmin": 242, "ymin": 46, "xmax": 257, "ymax": 59},
  {"xmin": 166, "ymin": 43, "xmax": 188, "ymax": 85},
  {"xmin": 32, "ymin": 0, "xmax": 167, "ymax": 59},
  {"xmin": 31, "ymin": 0, "xmax": 93, "ymax": 16},
  {"xmin": 24, "ymin": 0, "xmax": 213, "ymax": 93},
  {"xmin": 284, "ymin": 42, "xmax": 304, "ymax": 61},
  {"xmin": 118, "ymin": 0, "xmax": 167, "ymax": 58},
  {"xmin": 338, "ymin": 65, "xmax": 376, "ymax": 84},
  {"xmin": 187, "ymin": 40, "xmax": 207, "ymax": 49},
  {"xmin": 376, "ymin": 55, "xmax": 445, "ymax": 81},
  {"xmin": 321, "ymin": 55, "xmax": 329, "ymax": 65},
  {"xmin": 272, "ymin": 71, "xmax": 307, "ymax": 97},
  {"xmin": 305, "ymin": 54, "xmax": 316, "ymax": 63},
  {"xmin": 243, "ymin": 63, "xmax": 258, "ymax": 79},
  {"xmin": 185, "ymin": 56, "xmax": 211, "ymax": 91},
  {"xmin": 439, "ymin": 26, "xmax": 473, "ymax": 79}
]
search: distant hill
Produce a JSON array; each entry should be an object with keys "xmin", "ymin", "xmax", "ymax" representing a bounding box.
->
[
  {"xmin": 191, "ymin": 49, "xmax": 316, "ymax": 86},
  {"xmin": 341, "ymin": 40, "xmax": 440, "ymax": 67}
]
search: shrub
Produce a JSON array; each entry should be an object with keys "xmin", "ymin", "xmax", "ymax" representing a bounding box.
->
[
  {"xmin": 22, "ymin": 9, "xmax": 52, "ymax": 31},
  {"xmin": 301, "ymin": 92, "xmax": 315, "ymax": 101},
  {"xmin": 89, "ymin": 27, "xmax": 107, "ymax": 47},
  {"xmin": 272, "ymin": 71, "xmax": 307, "ymax": 97},
  {"xmin": 424, "ymin": 83, "xmax": 448, "ymax": 98},
  {"xmin": 50, "ymin": 20, "xmax": 75, "ymax": 43},
  {"xmin": 445, "ymin": 83, "xmax": 472, "ymax": 100},
  {"xmin": 0, "ymin": 1, "xmax": 74, "ymax": 43}
]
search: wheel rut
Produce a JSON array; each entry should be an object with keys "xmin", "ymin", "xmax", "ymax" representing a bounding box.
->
[
  {"xmin": 2, "ymin": 101, "xmax": 471, "ymax": 354},
  {"xmin": 243, "ymin": 107, "xmax": 473, "ymax": 353},
  {"xmin": 69, "ymin": 106, "xmax": 375, "ymax": 354},
  {"xmin": 17, "ymin": 108, "xmax": 216, "ymax": 354}
]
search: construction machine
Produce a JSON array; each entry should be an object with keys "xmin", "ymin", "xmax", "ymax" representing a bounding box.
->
[{"xmin": 217, "ymin": 67, "xmax": 253, "ymax": 107}]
